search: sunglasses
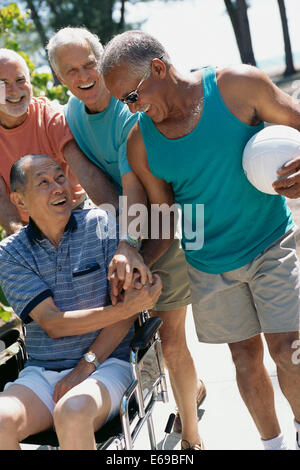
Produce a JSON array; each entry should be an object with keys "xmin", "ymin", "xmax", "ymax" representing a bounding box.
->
[{"xmin": 120, "ymin": 68, "xmax": 150, "ymax": 105}]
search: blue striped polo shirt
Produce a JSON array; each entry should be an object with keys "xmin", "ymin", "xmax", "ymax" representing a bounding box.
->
[{"xmin": 0, "ymin": 209, "xmax": 134, "ymax": 370}]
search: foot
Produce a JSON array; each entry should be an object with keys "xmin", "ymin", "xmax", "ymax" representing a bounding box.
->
[
  {"xmin": 181, "ymin": 438, "xmax": 205, "ymax": 450},
  {"xmin": 173, "ymin": 379, "xmax": 206, "ymax": 434}
]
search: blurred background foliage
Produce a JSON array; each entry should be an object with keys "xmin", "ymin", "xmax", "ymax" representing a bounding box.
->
[{"xmin": 0, "ymin": 2, "xmax": 69, "ymax": 102}]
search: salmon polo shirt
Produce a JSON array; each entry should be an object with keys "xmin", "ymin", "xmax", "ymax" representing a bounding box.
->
[{"xmin": 0, "ymin": 96, "xmax": 85, "ymax": 222}]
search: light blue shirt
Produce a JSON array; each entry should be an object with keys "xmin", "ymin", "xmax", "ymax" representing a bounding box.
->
[
  {"xmin": 0, "ymin": 209, "xmax": 134, "ymax": 370},
  {"xmin": 65, "ymin": 95, "xmax": 138, "ymax": 193}
]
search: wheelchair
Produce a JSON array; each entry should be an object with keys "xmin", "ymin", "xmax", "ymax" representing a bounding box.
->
[{"xmin": 0, "ymin": 311, "xmax": 171, "ymax": 450}]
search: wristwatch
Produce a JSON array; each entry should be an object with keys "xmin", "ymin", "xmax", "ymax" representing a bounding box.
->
[
  {"xmin": 120, "ymin": 234, "xmax": 142, "ymax": 250},
  {"xmin": 83, "ymin": 351, "xmax": 100, "ymax": 369}
]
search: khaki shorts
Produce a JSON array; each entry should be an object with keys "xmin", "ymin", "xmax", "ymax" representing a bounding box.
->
[
  {"xmin": 188, "ymin": 229, "xmax": 300, "ymax": 344},
  {"xmin": 151, "ymin": 239, "xmax": 191, "ymax": 311}
]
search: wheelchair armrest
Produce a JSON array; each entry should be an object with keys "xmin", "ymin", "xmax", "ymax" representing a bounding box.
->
[
  {"xmin": 0, "ymin": 329, "xmax": 21, "ymax": 349},
  {"xmin": 130, "ymin": 317, "xmax": 163, "ymax": 352}
]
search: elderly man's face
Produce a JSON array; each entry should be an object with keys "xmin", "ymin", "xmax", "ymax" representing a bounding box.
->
[
  {"xmin": 0, "ymin": 58, "xmax": 32, "ymax": 121},
  {"xmin": 104, "ymin": 61, "xmax": 165, "ymax": 124},
  {"xmin": 55, "ymin": 41, "xmax": 105, "ymax": 112},
  {"xmin": 19, "ymin": 157, "xmax": 73, "ymax": 224}
]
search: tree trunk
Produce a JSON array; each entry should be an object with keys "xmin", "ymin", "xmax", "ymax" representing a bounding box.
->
[
  {"xmin": 224, "ymin": 0, "xmax": 256, "ymax": 66},
  {"xmin": 25, "ymin": 0, "xmax": 60, "ymax": 85},
  {"xmin": 118, "ymin": 0, "xmax": 126, "ymax": 32},
  {"xmin": 277, "ymin": 0, "xmax": 296, "ymax": 76}
]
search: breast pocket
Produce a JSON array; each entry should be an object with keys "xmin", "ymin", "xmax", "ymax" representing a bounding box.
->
[
  {"xmin": 72, "ymin": 263, "xmax": 101, "ymax": 278},
  {"xmin": 72, "ymin": 263, "xmax": 108, "ymax": 308}
]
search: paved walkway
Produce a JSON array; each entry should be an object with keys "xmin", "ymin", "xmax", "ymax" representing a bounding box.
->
[{"xmin": 133, "ymin": 307, "xmax": 296, "ymax": 451}]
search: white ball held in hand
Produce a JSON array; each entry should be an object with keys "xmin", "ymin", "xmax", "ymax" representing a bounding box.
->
[{"xmin": 242, "ymin": 125, "xmax": 300, "ymax": 195}]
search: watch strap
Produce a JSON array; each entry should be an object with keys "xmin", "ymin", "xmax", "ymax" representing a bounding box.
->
[{"xmin": 120, "ymin": 234, "xmax": 142, "ymax": 250}]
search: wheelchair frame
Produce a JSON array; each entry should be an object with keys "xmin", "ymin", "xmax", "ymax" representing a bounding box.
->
[{"xmin": 0, "ymin": 312, "xmax": 169, "ymax": 450}]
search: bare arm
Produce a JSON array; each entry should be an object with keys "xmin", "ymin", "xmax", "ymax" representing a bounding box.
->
[
  {"xmin": 249, "ymin": 67, "xmax": 300, "ymax": 198},
  {"xmin": 29, "ymin": 276, "xmax": 162, "ymax": 338},
  {"xmin": 108, "ymin": 126, "xmax": 175, "ymax": 295},
  {"xmin": 0, "ymin": 177, "xmax": 23, "ymax": 235},
  {"xmin": 108, "ymin": 171, "xmax": 152, "ymax": 298},
  {"xmin": 53, "ymin": 317, "xmax": 135, "ymax": 402},
  {"xmin": 126, "ymin": 124, "xmax": 175, "ymax": 266},
  {"xmin": 218, "ymin": 65, "xmax": 300, "ymax": 129},
  {"xmin": 219, "ymin": 65, "xmax": 300, "ymax": 198},
  {"xmin": 63, "ymin": 139, "xmax": 119, "ymax": 208}
]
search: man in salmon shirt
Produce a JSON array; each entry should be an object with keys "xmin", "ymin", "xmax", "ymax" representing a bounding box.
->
[{"xmin": 0, "ymin": 48, "xmax": 113, "ymax": 235}]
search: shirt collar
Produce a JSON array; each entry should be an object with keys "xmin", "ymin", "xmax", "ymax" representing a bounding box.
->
[{"xmin": 26, "ymin": 212, "xmax": 78, "ymax": 243}]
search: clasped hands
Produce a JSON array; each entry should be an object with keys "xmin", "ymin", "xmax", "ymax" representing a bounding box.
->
[{"xmin": 108, "ymin": 241, "xmax": 161, "ymax": 312}]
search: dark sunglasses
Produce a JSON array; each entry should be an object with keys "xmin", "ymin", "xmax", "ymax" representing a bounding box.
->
[
  {"xmin": 120, "ymin": 57, "xmax": 164, "ymax": 105},
  {"xmin": 121, "ymin": 68, "xmax": 150, "ymax": 104}
]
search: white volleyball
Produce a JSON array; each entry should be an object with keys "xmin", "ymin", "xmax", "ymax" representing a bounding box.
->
[{"xmin": 242, "ymin": 125, "xmax": 300, "ymax": 195}]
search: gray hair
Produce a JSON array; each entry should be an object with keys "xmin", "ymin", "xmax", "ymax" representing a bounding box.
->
[
  {"xmin": 0, "ymin": 49, "xmax": 30, "ymax": 79},
  {"xmin": 10, "ymin": 154, "xmax": 53, "ymax": 193},
  {"xmin": 46, "ymin": 27, "xmax": 104, "ymax": 75},
  {"xmin": 100, "ymin": 30, "xmax": 171, "ymax": 77}
]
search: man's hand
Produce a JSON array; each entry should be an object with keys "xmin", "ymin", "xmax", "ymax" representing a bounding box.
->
[
  {"xmin": 119, "ymin": 273, "xmax": 162, "ymax": 316},
  {"xmin": 53, "ymin": 359, "xmax": 95, "ymax": 403},
  {"xmin": 273, "ymin": 157, "xmax": 300, "ymax": 199},
  {"xmin": 108, "ymin": 241, "xmax": 152, "ymax": 305}
]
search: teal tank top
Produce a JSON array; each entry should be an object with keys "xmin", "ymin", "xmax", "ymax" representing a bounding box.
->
[{"xmin": 138, "ymin": 66, "xmax": 294, "ymax": 274}]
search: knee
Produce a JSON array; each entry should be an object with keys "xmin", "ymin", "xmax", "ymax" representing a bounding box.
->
[
  {"xmin": 161, "ymin": 337, "xmax": 191, "ymax": 370},
  {"xmin": 268, "ymin": 339, "xmax": 299, "ymax": 373},
  {"xmin": 54, "ymin": 395, "xmax": 96, "ymax": 429},
  {"xmin": 230, "ymin": 339, "xmax": 264, "ymax": 376},
  {"xmin": 0, "ymin": 399, "xmax": 19, "ymax": 438}
]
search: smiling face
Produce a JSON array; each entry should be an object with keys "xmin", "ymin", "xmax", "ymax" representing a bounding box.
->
[
  {"xmin": 103, "ymin": 59, "xmax": 168, "ymax": 124},
  {"xmin": 0, "ymin": 57, "xmax": 32, "ymax": 127},
  {"xmin": 55, "ymin": 40, "xmax": 105, "ymax": 112},
  {"xmin": 11, "ymin": 156, "xmax": 73, "ymax": 229}
]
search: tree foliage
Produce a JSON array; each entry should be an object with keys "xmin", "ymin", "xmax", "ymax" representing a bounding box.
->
[
  {"xmin": 0, "ymin": 2, "xmax": 69, "ymax": 103},
  {"xmin": 24, "ymin": 0, "xmax": 132, "ymax": 56}
]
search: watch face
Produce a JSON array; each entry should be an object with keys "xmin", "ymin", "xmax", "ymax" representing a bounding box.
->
[{"xmin": 85, "ymin": 352, "xmax": 96, "ymax": 362}]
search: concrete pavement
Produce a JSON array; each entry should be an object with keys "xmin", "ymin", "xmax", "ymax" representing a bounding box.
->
[{"xmin": 134, "ymin": 306, "xmax": 296, "ymax": 451}]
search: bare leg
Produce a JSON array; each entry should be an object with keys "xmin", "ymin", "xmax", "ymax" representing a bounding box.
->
[
  {"xmin": 0, "ymin": 385, "xmax": 53, "ymax": 450},
  {"xmin": 228, "ymin": 334, "xmax": 281, "ymax": 440},
  {"xmin": 265, "ymin": 331, "xmax": 300, "ymax": 422},
  {"xmin": 54, "ymin": 379, "xmax": 111, "ymax": 450},
  {"xmin": 151, "ymin": 307, "xmax": 202, "ymax": 446}
]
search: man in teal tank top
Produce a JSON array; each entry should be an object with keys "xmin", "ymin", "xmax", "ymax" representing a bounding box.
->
[
  {"xmin": 102, "ymin": 30, "xmax": 300, "ymax": 450},
  {"xmin": 46, "ymin": 28, "xmax": 206, "ymax": 450}
]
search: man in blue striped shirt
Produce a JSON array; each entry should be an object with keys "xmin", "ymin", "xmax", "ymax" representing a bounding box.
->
[{"xmin": 0, "ymin": 153, "xmax": 162, "ymax": 450}]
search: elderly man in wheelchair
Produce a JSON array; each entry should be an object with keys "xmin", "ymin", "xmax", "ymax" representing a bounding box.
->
[{"xmin": 0, "ymin": 153, "xmax": 164, "ymax": 450}]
